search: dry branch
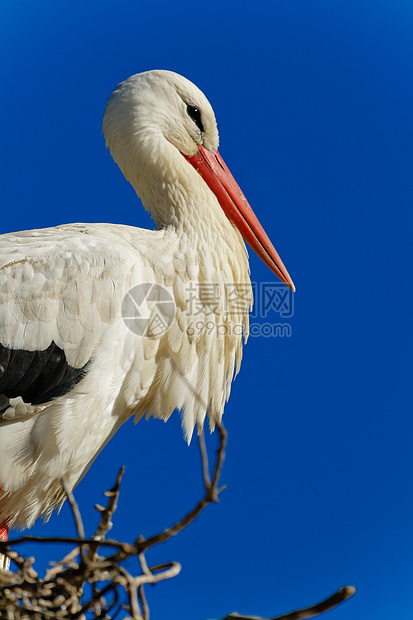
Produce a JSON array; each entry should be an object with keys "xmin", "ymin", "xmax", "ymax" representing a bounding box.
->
[{"xmin": 218, "ymin": 586, "xmax": 356, "ymax": 620}]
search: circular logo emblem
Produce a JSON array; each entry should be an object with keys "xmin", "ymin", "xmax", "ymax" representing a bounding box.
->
[{"xmin": 121, "ymin": 283, "xmax": 176, "ymax": 337}]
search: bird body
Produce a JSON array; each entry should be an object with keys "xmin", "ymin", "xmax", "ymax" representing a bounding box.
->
[
  {"xmin": 0, "ymin": 219, "xmax": 249, "ymax": 528},
  {"xmin": 0, "ymin": 70, "xmax": 293, "ymax": 530}
]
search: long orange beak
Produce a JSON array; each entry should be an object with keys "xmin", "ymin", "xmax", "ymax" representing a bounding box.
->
[{"xmin": 184, "ymin": 145, "xmax": 295, "ymax": 292}]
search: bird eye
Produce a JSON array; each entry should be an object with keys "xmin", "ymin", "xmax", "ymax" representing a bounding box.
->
[{"xmin": 187, "ymin": 105, "xmax": 204, "ymax": 134}]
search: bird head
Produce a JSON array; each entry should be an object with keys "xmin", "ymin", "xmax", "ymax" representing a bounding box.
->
[{"xmin": 103, "ymin": 70, "xmax": 294, "ymax": 291}]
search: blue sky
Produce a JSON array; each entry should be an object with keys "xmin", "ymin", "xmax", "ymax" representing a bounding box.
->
[{"xmin": 1, "ymin": 1, "xmax": 412, "ymax": 618}]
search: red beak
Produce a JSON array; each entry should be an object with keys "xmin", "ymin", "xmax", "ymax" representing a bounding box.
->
[{"xmin": 184, "ymin": 145, "xmax": 295, "ymax": 292}]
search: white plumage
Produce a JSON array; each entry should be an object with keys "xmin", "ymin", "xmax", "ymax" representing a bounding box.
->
[{"xmin": 0, "ymin": 70, "xmax": 293, "ymax": 530}]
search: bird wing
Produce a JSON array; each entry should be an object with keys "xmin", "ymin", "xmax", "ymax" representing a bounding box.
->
[{"xmin": 0, "ymin": 223, "xmax": 137, "ymax": 411}]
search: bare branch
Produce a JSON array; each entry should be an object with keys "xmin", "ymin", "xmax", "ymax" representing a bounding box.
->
[
  {"xmin": 198, "ymin": 428, "xmax": 211, "ymax": 489},
  {"xmin": 87, "ymin": 466, "xmax": 125, "ymax": 562},
  {"xmin": 118, "ymin": 565, "xmax": 143, "ymax": 620},
  {"xmin": 138, "ymin": 547, "xmax": 151, "ymax": 620},
  {"xmin": 219, "ymin": 586, "xmax": 356, "ymax": 620},
  {"xmin": 138, "ymin": 580, "xmax": 150, "ymax": 620},
  {"xmin": 0, "ymin": 535, "xmax": 135, "ymax": 553},
  {"xmin": 134, "ymin": 420, "xmax": 227, "ymax": 555},
  {"xmin": 45, "ymin": 547, "xmax": 81, "ymax": 581},
  {"xmin": 210, "ymin": 421, "xmax": 227, "ymax": 495},
  {"xmin": 95, "ymin": 466, "xmax": 124, "ymax": 541},
  {"xmin": 61, "ymin": 476, "xmax": 85, "ymax": 540},
  {"xmin": 133, "ymin": 561, "xmax": 182, "ymax": 587}
]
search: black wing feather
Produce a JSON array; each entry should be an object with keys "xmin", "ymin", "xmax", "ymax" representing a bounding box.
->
[{"xmin": 0, "ymin": 342, "xmax": 90, "ymax": 407}]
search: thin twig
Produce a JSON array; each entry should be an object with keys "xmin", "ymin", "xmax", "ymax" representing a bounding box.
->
[
  {"xmin": 87, "ymin": 466, "xmax": 125, "ymax": 562},
  {"xmin": 0, "ymin": 536, "xmax": 135, "ymax": 553},
  {"xmin": 104, "ymin": 587, "xmax": 120, "ymax": 618},
  {"xmin": 198, "ymin": 429, "xmax": 211, "ymax": 489},
  {"xmin": 138, "ymin": 545, "xmax": 151, "ymax": 577},
  {"xmin": 210, "ymin": 421, "xmax": 227, "ymax": 497},
  {"xmin": 220, "ymin": 586, "xmax": 356, "ymax": 620},
  {"xmin": 138, "ymin": 547, "xmax": 151, "ymax": 620},
  {"xmin": 61, "ymin": 477, "xmax": 85, "ymax": 540},
  {"xmin": 118, "ymin": 566, "xmax": 143, "ymax": 620},
  {"xmin": 45, "ymin": 547, "xmax": 81, "ymax": 581},
  {"xmin": 73, "ymin": 579, "xmax": 119, "ymax": 618},
  {"xmin": 61, "ymin": 476, "xmax": 86, "ymax": 569},
  {"xmin": 134, "ymin": 562, "xmax": 182, "ymax": 586},
  {"xmin": 134, "ymin": 421, "xmax": 227, "ymax": 554}
]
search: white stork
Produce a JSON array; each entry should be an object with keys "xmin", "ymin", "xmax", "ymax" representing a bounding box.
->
[{"xmin": 0, "ymin": 70, "xmax": 294, "ymax": 541}]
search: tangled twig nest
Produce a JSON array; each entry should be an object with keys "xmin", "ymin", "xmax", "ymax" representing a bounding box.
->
[{"xmin": 0, "ymin": 423, "xmax": 355, "ymax": 619}]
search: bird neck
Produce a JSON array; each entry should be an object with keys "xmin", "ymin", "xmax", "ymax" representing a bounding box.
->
[{"xmin": 125, "ymin": 137, "xmax": 251, "ymax": 281}]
